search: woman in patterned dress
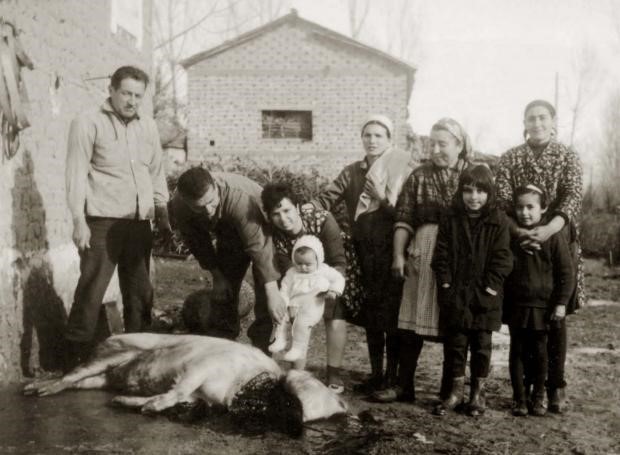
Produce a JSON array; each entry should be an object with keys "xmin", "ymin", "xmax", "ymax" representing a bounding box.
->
[
  {"xmin": 374, "ymin": 118, "xmax": 472, "ymax": 403},
  {"xmin": 495, "ymin": 99, "xmax": 584, "ymax": 413},
  {"xmin": 308, "ymin": 115, "xmax": 414, "ymax": 396},
  {"xmin": 261, "ymin": 182, "xmax": 348, "ymax": 393}
]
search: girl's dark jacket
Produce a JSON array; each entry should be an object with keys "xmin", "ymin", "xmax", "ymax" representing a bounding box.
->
[
  {"xmin": 432, "ymin": 207, "xmax": 513, "ymax": 331},
  {"xmin": 502, "ymin": 227, "xmax": 575, "ymax": 323}
]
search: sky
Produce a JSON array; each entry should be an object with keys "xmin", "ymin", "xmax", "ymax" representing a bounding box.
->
[
  {"xmin": 164, "ymin": 0, "xmax": 620, "ymax": 168},
  {"xmin": 284, "ymin": 0, "xmax": 620, "ymax": 158}
]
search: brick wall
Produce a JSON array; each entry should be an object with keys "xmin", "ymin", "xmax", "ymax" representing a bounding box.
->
[
  {"xmin": 0, "ymin": 0, "xmax": 152, "ymax": 384},
  {"xmin": 185, "ymin": 22, "xmax": 411, "ymax": 180}
]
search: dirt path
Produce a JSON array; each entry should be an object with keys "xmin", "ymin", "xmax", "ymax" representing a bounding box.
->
[
  {"xmin": 150, "ymin": 257, "xmax": 620, "ymax": 455},
  {"xmin": 1, "ymin": 258, "xmax": 617, "ymax": 454}
]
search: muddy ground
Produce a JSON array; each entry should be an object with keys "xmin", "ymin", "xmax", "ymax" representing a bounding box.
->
[{"xmin": 1, "ymin": 258, "xmax": 618, "ymax": 454}]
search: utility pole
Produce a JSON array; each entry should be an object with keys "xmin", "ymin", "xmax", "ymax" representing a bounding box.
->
[{"xmin": 554, "ymin": 71, "xmax": 560, "ymax": 123}]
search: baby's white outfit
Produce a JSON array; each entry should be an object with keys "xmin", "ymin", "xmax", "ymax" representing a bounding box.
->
[{"xmin": 269, "ymin": 235, "xmax": 345, "ymax": 361}]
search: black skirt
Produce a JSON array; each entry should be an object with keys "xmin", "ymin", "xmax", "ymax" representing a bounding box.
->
[{"xmin": 351, "ymin": 209, "xmax": 403, "ymax": 331}]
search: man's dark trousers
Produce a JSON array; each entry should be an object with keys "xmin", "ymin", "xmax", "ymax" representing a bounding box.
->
[
  {"xmin": 65, "ymin": 218, "xmax": 153, "ymax": 348},
  {"xmin": 214, "ymin": 230, "xmax": 272, "ymax": 354}
]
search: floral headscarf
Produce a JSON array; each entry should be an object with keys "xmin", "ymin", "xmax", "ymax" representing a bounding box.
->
[{"xmin": 431, "ymin": 117, "xmax": 473, "ymax": 162}]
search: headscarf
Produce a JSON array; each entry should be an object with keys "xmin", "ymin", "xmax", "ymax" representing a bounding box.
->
[
  {"xmin": 524, "ymin": 99, "xmax": 556, "ymax": 118},
  {"xmin": 292, "ymin": 235, "xmax": 325, "ymax": 265},
  {"xmin": 431, "ymin": 117, "xmax": 473, "ymax": 162},
  {"xmin": 361, "ymin": 114, "xmax": 394, "ymax": 139},
  {"xmin": 356, "ymin": 115, "xmax": 415, "ymax": 220}
]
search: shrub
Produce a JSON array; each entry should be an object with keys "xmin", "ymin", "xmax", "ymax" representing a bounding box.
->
[
  {"xmin": 580, "ymin": 213, "xmax": 620, "ymax": 260},
  {"xmin": 154, "ymin": 155, "xmax": 349, "ymax": 257}
]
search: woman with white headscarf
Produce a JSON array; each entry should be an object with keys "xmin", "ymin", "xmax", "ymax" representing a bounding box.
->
[
  {"xmin": 374, "ymin": 118, "xmax": 473, "ymax": 403},
  {"xmin": 308, "ymin": 114, "xmax": 415, "ymax": 395}
]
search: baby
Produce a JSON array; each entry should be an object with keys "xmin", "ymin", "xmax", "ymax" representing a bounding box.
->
[{"xmin": 269, "ymin": 235, "xmax": 345, "ymax": 362}]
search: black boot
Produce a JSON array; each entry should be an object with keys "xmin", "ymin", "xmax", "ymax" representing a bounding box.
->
[
  {"xmin": 371, "ymin": 332, "xmax": 421, "ymax": 403},
  {"xmin": 467, "ymin": 377, "xmax": 486, "ymax": 416},
  {"xmin": 434, "ymin": 376, "xmax": 465, "ymax": 415},
  {"xmin": 530, "ymin": 387, "xmax": 547, "ymax": 416},
  {"xmin": 438, "ymin": 361, "xmax": 451, "ymax": 400},
  {"xmin": 547, "ymin": 387, "xmax": 566, "ymax": 414},
  {"xmin": 355, "ymin": 330, "xmax": 384, "ymax": 394},
  {"xmin": 62, "ymin": 340, "xmax": 91, "ymax": 374},
  {"xmin": 384, "ymin": 339, "xmax": 399, "ymax": 389},
  {"xmin": 511, "ymin": 376, "xmax": 529, "ymax": 416},
  {"xmin": 512, "ymin": 400, "xmax": 528, "ymax": 416}
]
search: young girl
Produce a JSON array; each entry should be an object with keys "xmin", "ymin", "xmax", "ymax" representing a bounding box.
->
[
  {"xmin": 269, "ymin": 235, "xmax": 345, "ymax": 362},
  {"xmin": 504, "ymin": 185, "xmax": 575, "ymax": 416},
  {"xmin": 432, "ymin": 165, "xmax": 513, "ymax": 416}
]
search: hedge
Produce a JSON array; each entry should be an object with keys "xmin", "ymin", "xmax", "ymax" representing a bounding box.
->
[{"xmin": 153, "ymin": 156, "xmax": 348, "ymax": 257}]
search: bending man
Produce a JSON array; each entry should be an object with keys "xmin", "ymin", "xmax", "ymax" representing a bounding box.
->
[{"xmin": 169, "ymin": 167, "xmax": 285, "ymax": 352}]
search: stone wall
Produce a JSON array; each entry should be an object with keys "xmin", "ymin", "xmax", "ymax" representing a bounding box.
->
[
  {"xmin": 185, "ymin": 21, "xmax": 411, "ymax": 179},
  {"xmin": 0, "ymin": 0, "xmax": 152, "ymax": 384}
]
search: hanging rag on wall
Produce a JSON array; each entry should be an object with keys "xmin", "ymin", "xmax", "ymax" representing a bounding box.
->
[{"xmin": 0, "ymin": 18, "xmax": 34, "ymax": 160}]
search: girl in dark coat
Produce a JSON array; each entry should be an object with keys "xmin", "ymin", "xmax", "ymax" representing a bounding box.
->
[
  {"xmin": 432, "ymin": 165, "xmax": 513, "ymax": 416},
  {"xmin": 504, "ymin": 184, "xmax": 575, "ymax": 417}
]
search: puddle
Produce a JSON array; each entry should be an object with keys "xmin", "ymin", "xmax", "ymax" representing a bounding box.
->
[
  {"xmin": 490, "ymin": 326, "xmax": 511, "ymax": 368},
  {"xmin": 587, "ymin": 300, "xmax": 620, "ymax": 307},
  {"xmin": 0, "ymin": 384, "xmax": 389, "ymax": 454},
  {"xmin": 572, "ymin": 347, "xmax": 619, "ymax": 356}
]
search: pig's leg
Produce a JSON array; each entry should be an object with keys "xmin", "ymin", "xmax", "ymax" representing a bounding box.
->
[
  {"xmin": 111, "ymin": 395, "xmax": 152, "ymax": 408},
  {"xmin": 23, "ymin": 350, "xmax": 137, "ymax": 397},
  {"xmin": 112, "ymin": 394, "xmax": 199, "ymax": 410},
  {"xmin": 73, "ymin": 375, "xmax": 108, "ymax": 389},
  {"xmin": 139, "ymin": 362, "xmax": 213, "ymax": 413}
]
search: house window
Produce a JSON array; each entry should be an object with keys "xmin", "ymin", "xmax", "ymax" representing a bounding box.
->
[{"xmin": 262, "ymin": 110, "xmax": 312, "ymax": 140}]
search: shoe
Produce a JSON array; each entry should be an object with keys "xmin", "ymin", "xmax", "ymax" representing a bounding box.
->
[
  {"xmin": 371, "ymin": 386, "xmax": 415, "ymax": 403},
  {"xmin": 547, "ymin": 387, "xmax": 566, "ymax": 414},
  {"xmin": 326, "ymin": 366, "xmax": 344, "ymax": 394},
  {"xmin": 62, "ymin": 340, "xmax": 91, "ymax": 374},
  {"xmin": 328, "ymin": 384, "xmax": 345, "ymax": 394},
  {"xmin": 530, "ymin": 388, "xmax": 547, "ymax": 416},
  {"xmin": 433, "ymin": 376, "xmax": 465, "ymax": 416},
  {"xmin": 268, "ymin": 323, "xmax": 287, "ymax": 353},
  {"xmin": 353, "ymin": 375, "xmax": 384, "ymax": 394},
  {"xmin": 466, "ymin": 377, "xmax": 486, "ymax": 417},
  {"xmin": 530, "ymin": 399, "xmax": 546, "ymax": 416},
  {"xmin": 511, "ymin": 400, "xmax": 528, "ymax": 417},
  {"xmin": 283, "ymin": 347, "xmax": 303, "ymax": 362},
  {"xmin": 268, "ymin": 338, "xmax": 286, "ymax": 353}
]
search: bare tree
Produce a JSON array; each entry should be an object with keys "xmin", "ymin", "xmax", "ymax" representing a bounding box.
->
[
  {"xmin": 152, "ymin": 0, "xmax": 293, "ymax": 127},
  {"xmin": 251, "ymin": 0, "xmax": 290, "ymax": 23},
  {"xmin": 565, "ymin": 45, "xmax": 600, "ymax": 146},
  {"xmin": 597, "ymin": 89, "xmax": 620, "ymax": 211},
  {"xmin": 348, "ymin": 0, "xmax": 371, "ymax": 40},
  {"xmin": 383, "ymin": 0, "xmax": 420, "ymax": 62},
  {"xmin": 153, "ymin": 0, "xmax": 196, "ymax": 117}
]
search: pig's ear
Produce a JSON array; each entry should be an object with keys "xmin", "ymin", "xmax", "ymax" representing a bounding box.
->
[
  {"xmin": 284, "ymin": 370, "xmax": 348, "ymax": 422},
  {"xmin": 228, "ymin": 372, "xmax": 303, "ymax": 437}
]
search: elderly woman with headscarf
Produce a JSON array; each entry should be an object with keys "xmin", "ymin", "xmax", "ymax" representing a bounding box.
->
[
  {"xmin": 374, "ymin": 118, "xmax": 473, "ymax": 403},
  {"xmin": 306, "ymin": 114, "xmax": 415, "ymax": 396},
  {"xmin": 495, "ymin": 99, "xmax": 583, "ymax": 414}
]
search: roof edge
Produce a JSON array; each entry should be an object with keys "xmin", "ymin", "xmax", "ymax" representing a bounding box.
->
[{"xmin": 180, "ymin": 10, "xmax": 416, "ymax": 75}]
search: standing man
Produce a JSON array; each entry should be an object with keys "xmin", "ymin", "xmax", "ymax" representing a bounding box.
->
[
  {"xmin": 169, "ymin": 167, "xmax": 286, "ymax": 353},
  {"xmin": 64, "ymin": 66, "xmax": 171, "ymax": 371}
]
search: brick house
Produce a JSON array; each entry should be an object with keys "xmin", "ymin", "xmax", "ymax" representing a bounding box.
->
[
  {"xmin": 0, "ymin": 0, "xmax": 153, "ymax": 384},
  {"xmin": 181, "ymin": 10, "xmax": 415, "ymax": 177}
]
